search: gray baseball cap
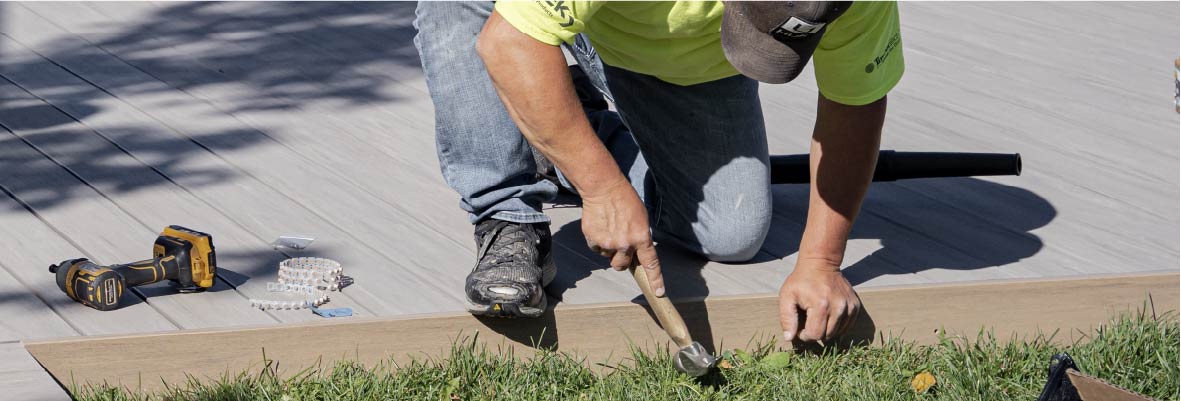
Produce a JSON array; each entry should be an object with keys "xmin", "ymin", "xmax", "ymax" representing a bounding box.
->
[{"xmin": 721, "ymin": 1, "xmax": 853, "ymax": 84}]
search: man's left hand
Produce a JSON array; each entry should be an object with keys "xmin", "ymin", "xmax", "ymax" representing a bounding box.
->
[{"xmin": 778, "ymin": 258, "xmax": 860, "ymax": 344}]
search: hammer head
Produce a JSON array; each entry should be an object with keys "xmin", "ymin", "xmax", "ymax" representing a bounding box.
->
[{"xmin": 673, "ymin": 341, "xmax": 716, "ymax": 376}]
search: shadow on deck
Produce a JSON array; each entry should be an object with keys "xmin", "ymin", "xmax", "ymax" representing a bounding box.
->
[{"xmin": 1, "ymin": 2, "xmax": 421, "ymax": 210}]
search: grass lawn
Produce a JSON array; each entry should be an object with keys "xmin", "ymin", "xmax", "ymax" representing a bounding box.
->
[{"xmin": 77, "ymin": 306, "xmax": 1178, "ymax": 401}]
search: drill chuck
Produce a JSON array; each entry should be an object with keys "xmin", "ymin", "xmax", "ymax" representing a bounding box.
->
[{"xmin": 49, "ymin": 259, "xmax": 125, "ymax": 311}]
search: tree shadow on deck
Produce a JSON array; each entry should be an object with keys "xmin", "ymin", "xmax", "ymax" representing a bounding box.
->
[
  {"xmin": 20, "ymin": 2, "xmax": 422, "ymax": 113},
  {"xmin": 0, "ymin": 2, "xmax": 422, "ymax": 211}
]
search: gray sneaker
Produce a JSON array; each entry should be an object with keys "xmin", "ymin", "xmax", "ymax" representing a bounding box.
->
[{"xmin": 464, "ymin": 219, "xmax": 556, "ymax": 318}]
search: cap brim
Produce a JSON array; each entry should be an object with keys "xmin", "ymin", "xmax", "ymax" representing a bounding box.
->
[{"xmin": 721, "ymin": 6, "xmax": 822, "ymax": 84}]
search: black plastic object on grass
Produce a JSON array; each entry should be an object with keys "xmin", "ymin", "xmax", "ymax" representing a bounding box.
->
[{"xmin": 1035, "ymin": 353, "xmax": 1161, "ymax": 401}]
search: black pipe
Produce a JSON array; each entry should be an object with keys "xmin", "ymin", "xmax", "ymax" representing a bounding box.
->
[{"xmin": 770, "ymin": 150, "xmax": 1022, "ymax": 184}]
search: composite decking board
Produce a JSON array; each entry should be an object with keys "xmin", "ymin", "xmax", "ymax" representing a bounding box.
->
[
  {"xmin": 890, "ymin": 91, "xmax": 1179, "ymax": 222},
  {"xmin": 0, "ymin": 370, "xmax": 69, "ymax": 401},
  {"xmin": 26, "ymin": 273, "xmax": 1180, "ymax": 395},
  {"xmin": 874, "ymin": 84, "xmax": 1177, "ymax": 255},
  {"xmin": 336, "ymin": 1, "xmax": 432, "ymax": 94},
  {"xmin": 760, "ymin": 57, "xmax": 1178, "ymax": 223},
  {"xmin": 0, "ymin": 25, "xmax": 623, "ymax": 313},
  {"xmin": 0, "ymin": 0, "xmax": 1172, "ymax": 346},
  {"xmin": 48, "ymin": 2, "xmax": 987, "ymax": 294},
  {"xmin": 0, "ymin": 55, "xmax": 446, "ymax": 318},
  {"xmin": 0, "ymin": 263, "xmax": 78, "ymax": 342},
  {"xmin": 543, "ymin": 205, "xmax": 789, "ymax": 299},
  {"xmin": 747, "ymin": 89, "xmax": 1063, "ymax": 283},
  {"xmin": 754, "ymin": 95, "xmax": 1086, "ymax": 283},
  {"xmin": 25, "ymin": 1, "xmax": 664, "ymax": 306},
  {"xmin": 897, "ymin": 4, "xmax": 1179, "ymax": 189},
  {"xmin": 74, "ymin": 30, "xmax": 476, "ymax": 254},
  {"xmin": 752, "ymin": 3, "xmax": 1178, "ymax": 277},
  {"xmin": 0, "ymin": 79, "xmax": 375, "ymax": 322},
  {"xmin": 32, "ymin": 1, "xmax": 1176, "ymax": 292},
  {"xmin": 906, "ymin": 3, "xmax": 1177, "ymax": 137},
  {"xmin": 759, "ymin": 93, "xmax": 1175, "ymax": 280},
  {"xmin": 894, "ymin": 169, "xmax": 1179, "ymax": 265},
  {"xmin": 0, "ymin": 343, "xmax": 69, "ymax": 401},
  {"xmin": 765, "ymin": 185, "xmax": 1009, "ymax": 284},
  {"xmin": 0, "ymin": 102, "xmax": 278, "ymax": 330},
  {"xmin": 61, "ymin": 0, "xmax": 470, "ymax": 239},
  {"xmin": 920, "ymin": 2, "xmax": 1176, "ymax": 110},
  {"xmin": 886, "ymin": 76, "xmax": 1179, "ymax": 215},
  {"xmin": 67, "ymin": 0, "xmax": 1181, "ymax": 192},
  {"xmin": 762, "ymin": 3, "xmax": 1179, "ymax": 189},
  {"xmin": 1, "ymin": 7, "xmax": 479, "ymax": 291},
  {"xmin": 873, "ymin": 93, "xmax": 1179, "ymax": 273},
  {"xmin": 0, "ymin": 159, "xmax": 177, "ymax": 335},
  {"xmin": 0, "ymin": 20, "xmax": 467, "ymax": 315},
  {"xmin": 59, "ymin": 0, "xmax": 439, "ymax": 161}
]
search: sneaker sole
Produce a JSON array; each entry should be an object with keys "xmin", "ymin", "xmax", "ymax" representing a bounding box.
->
[
  {"xmin": 464, "ymin": 291, "xmax": 548, "ymax": 318},
  {"xmin": 465, "ymin": 252, "xmax": 556, "ymax": 319}
]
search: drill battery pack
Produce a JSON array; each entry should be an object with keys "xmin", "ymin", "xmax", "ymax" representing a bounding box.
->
[{"xmin": 156, "ymin": 225, "xmax": 217, "ymax": 291}]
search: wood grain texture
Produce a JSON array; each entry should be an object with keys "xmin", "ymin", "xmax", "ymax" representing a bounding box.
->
[
  {"xmin": 0, "ymin": 162, "xmax": 178, "ymax": 336},
  {"xmin": 26, "ymin": 273, "xmax": 1179, "ymax": 394},
  {"xmin": 0, "ymin": 67, "xmax": 373, "ymax": 323},
  {"xmin": 8, "ymin": 1, "xmax": 670, "ymax": 309},
  {"xmin": 756, "ymin": 1, "xmax": 1178, "ymax": 284},
  {"xmin": 0, "ymin": 5, "xmax": 1174, "ymax": 391},
  {"xmin": 0, "ymin": 97, "xmax": 277, "ymax": 329},
  {"xmin": 0, "ymin": 343, "xmax": 70, "ymax": 401},
  {"xmin": 1, "ymin": 1, "xmax": 1173, "ymax": 316},
  {"xmin": 3, "ymin": 3, "xmax": 471, "ymax": 315},
  {"xmin": 0, "ymin": 266, "xmax": 75, "ymax": 342}
]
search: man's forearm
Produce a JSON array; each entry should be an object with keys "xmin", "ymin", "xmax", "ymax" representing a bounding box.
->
[
  {"xmin": 797, "ymin": 94, "xmax": 887, "ymax": 267},
  {"xmin": 476, "ymin": 11, "xmax": 627, "ymax": 198}
]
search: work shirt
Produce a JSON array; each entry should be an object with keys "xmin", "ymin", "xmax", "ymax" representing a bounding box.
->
[{"xmin": 495, "ymin": 1, "xmax": 905, "ymax": 106}]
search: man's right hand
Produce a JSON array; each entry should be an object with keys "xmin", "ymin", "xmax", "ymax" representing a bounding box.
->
[
  {"xmin": 476, "ymin": 10, "xmax": 665, "ymax": 297},
  {"xmin": 580, "ymin": 177, "xmax": 666, "ymax": 297}
]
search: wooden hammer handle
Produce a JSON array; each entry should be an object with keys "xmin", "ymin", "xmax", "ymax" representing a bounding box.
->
[{"xmin": 630, "ymin": 264, "xmax": 693, "ymax": 349}]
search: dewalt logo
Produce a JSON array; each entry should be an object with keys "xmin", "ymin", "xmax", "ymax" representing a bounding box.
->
[{"xmin": 103, "ymin": 278, "xmax": 117, "ymax": 305}]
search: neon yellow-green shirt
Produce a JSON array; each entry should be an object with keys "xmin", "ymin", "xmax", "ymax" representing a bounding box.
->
[{"xmin": 495, "ymin": 1, "xmax": 904, "ymax": 106}]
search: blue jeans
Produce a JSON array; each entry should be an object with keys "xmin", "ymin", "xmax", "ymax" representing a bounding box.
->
[{"xmin": 414, "ymin": 1, "xmax": 771, "ymax": 262}]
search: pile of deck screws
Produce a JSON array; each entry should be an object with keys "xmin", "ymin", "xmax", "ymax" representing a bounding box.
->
[{"xmin": 249, "ymin": 257, "xmax": 347, "ymax": 310}]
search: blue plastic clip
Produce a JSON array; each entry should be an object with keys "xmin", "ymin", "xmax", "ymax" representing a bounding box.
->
[{"xmin": 311, "ymin": 306, "xmax": 353, "ymax": 318}]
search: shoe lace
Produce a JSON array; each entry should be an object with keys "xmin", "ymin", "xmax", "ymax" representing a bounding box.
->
[{"xmin": 476, "ymin": 221, "xmax": 537, "ymax": 269}]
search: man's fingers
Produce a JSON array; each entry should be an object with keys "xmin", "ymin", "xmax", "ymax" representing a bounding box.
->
[
  {"xmin": 848, "ymin": 301, "xmax": 862, "ymax": 334},
  {"xmin": 609, "ymin": 250, "xmax": 633, "ymax": 271},
  {"xmin": 834, "ymin": 301, "xmax": 859, "ymax": 338},
  {"xmin": 635, "ymin": 242, "xmax": 664, "ymax": 297},
  {"xmin": 799, "ymin": 305, "xmax": 828, "ymax": 342},
  {"xmin": 779, "ymin": 298, "xmax": 800, "ymax": 343},
  {"xmin": 824, "ymin": 302, "xmax": 845, "ymax": 341},
  {"xmin": 588, "ymin": 243, "xmax": 613, "ymax": 259}
]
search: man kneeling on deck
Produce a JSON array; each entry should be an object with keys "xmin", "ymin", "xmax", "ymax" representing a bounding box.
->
[{"xmin": 413, "ymin": 1, "xmax": 904, "ymax": 344}]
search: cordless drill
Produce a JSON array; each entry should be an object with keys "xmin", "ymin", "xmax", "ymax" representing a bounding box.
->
[{"xmin": 49, "ymin": 226, "xmax": 217, "ymax": 311}]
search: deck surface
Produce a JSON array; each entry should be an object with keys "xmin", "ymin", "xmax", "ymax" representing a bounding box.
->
[{"xmin": 0, "ymin": 1, "xmax": 1177, "ymax": 397}]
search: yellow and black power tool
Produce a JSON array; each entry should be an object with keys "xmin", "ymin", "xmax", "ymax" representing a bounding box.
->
[{"xmin": 49, "ymin": 226, "xmax": 217, "ymax": 311}]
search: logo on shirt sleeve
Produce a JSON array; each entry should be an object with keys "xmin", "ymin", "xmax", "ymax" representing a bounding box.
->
[
  {"xmin": 865, "ymin": 32, "xmax": 901, "ymax": 73},
  {"xmin": 541, "ymin": 1, "xmax": 575, "ymax": 28}
]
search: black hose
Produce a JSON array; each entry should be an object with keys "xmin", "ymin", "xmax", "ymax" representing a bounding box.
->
[{"xmin": 770, "ymin": 150, "xmax": 1022, "ymax": 184}]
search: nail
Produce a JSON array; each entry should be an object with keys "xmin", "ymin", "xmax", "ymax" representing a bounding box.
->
[
  {"xmin": 654, "ymin": 286, "xmax": 665, "ymax": 297},
  {"xmin": 783, "ymin": 331, "xmax": 794, "ymax": 342}
]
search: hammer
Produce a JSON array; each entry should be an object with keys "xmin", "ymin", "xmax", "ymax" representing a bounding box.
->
[{"xmin": 629, "ymin": 264, "xmax": 717, "ymax": 376}]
